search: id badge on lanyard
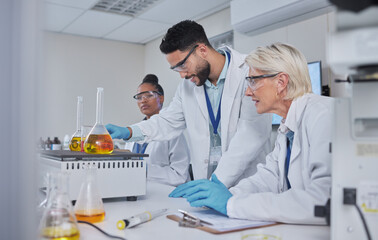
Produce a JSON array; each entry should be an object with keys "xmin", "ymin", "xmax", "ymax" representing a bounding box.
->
[{"xmin": 208, "ymin": 132, "xmax": 222, "ymax": 179}]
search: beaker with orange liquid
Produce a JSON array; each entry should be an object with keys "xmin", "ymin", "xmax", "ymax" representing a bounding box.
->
[
  {"xmin": 74, "ymin": 164, "xmax": 105, "ymax": 223},
  {"xmin": 84, "ymin": 87, "xmax": 114, "ymax": 154}
]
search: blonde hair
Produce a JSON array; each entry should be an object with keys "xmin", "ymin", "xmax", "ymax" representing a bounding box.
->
[{"xmin": 245, "ymin": 42, "xmax": 312, "ymax": 100}]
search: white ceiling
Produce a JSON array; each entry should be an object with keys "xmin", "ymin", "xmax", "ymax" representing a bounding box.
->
[{"xmin": 44, "ymin": 0, "xmax": 231, "ymax": 44}]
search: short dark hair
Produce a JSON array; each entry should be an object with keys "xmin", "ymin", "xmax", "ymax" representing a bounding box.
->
[
  {"xmin": 160, "ymin": 20, "xmax": 212, "ymax": 54},
  {"xmin": 141, "ymin": 74, "xmax": 164, "ymax": 96}
]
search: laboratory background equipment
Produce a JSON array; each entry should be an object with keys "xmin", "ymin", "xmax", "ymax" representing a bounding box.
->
[
  {"xmin": 70, "ymin": 96, "xmax": 83, "ymax": 152},
  {"xmin": 328, "ymin": 2, "xmax": 378, "ymax": 240},
  {"xmin": 84, "ymin": 87, "xmax": 114, "ymax": 154},
  {"xmin": 74, "ymin": 165, "xmax": 105, "ymax": 223},
  {"xmin": 39, "ymin": 172, "xmax": 80, "ymax": 240},
  {"xmin": 38, "ymin": 150, "xmax": 147, "ymax": 200}
]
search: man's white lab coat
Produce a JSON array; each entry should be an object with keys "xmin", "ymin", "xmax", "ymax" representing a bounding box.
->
[
  {"xmin": 227, "ymin": 94, "xmax": 333, "ymax": 224},
  {"xmin": 135, "ymin": 46, "xmax": 272, "ymax": 187}
]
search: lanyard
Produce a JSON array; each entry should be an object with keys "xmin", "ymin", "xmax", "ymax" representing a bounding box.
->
[
  {"xmin": 204, "ymin": 88, "xmax": 222, "ymax": 135},
  {"xmin": 203, "ymin": 51, "xmax": 231, "ymax": 135}
]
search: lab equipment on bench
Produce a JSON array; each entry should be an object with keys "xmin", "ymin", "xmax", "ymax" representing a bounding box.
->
[
  {"xmin": 39, "ymin": 172, "xmax": 80, "ymax": 240},
  {"xmin": 70, "ymin": 96, "xmax": 83, "ymax": 152},
  {"xmin": 327, "ymin": 4, "xmax": 378, "ymax": 240},
  {"xmin": 74, "ymin": 165, "xmax": 105, "ymax": 223},
  {"xmin": 39, "ymin": 150, "xmax": 147, "ymax": 201},
  {"xmin": 84, "ymin": 87, "xmax": 114, "ymax": 154},
  {"xmin": 116, "ymin": 208, "xmax": 168, "ymax": 229}
]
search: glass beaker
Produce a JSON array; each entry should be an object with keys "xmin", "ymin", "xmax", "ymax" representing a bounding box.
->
[
  {"xmin": 84, "ymin": 87, "xmax": 114, "ymax": 154},
  {"xmin": 69, "ymin": 96, "xmax": 83, "ymax": 152},
  {"xmin": 74, "ymin": 164, "xmax": 105, "ymax": 223},
  {"xmin": 39, "ymin": 172, "xmax": 80, "ymax": 240}
]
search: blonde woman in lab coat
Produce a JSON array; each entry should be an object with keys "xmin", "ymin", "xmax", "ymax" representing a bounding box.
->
[
  {"xmin": 125, "ymin": 74, "xmax": 190, "ymax": 186},
  {"xmin": 170, "ymin": 43, "xmax": 333, "ymax": 224}
]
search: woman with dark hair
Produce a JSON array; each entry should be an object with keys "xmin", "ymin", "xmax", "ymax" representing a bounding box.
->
[{"xmin": 124, "ymin": 74, "xmax": 191, "ymax": 186}]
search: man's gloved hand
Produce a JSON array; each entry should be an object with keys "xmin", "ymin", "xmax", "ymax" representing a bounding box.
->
[
  {"xmin": 169, "ymin": 174, "xmax": 232, "ymax": 215},
  {"xmin": 105, "ymin": 124, "xmax": 130, "ymax": 140}
]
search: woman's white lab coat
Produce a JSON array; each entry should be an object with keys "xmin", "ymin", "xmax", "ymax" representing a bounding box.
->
[
  {"xmin": 125, "ymin": 133, "xmax": 190, "ymax": 186},
  {"xmin": 227, "ymin": 94, "xmax": 334, "ymax": 224},
  {"xmin": 134, "ymin": 46, "xmax": 272, "ymax": 187}
]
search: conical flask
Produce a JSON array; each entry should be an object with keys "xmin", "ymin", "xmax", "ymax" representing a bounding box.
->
[
  {"xmin": 74, "ymin": 165, "xmax": 105, "ymax": 223},
  {"xmin": 84, "ymin": 87, "xmax": 114, "ymax": 154},
  {"xmin": 39, "ymin": 173, "xmax": 80, "ymax": 240},
  {"xmin": 69, "ymin": 96, "xmax": 83, "ymax": 152}
]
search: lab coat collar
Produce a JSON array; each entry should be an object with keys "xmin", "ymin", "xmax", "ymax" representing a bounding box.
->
[
  {"xmin": 279, "ymin": 93, "xmax": 311, "ymax": 134},
  {"xmin": 278, "ymin": 93, "xmax": 311, "ymax": 170}
]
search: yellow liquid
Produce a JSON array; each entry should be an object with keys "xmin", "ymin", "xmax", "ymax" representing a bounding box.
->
[
  {"xmin": 75, "ymin": 209, "xmax": 105, "ymax": 223},
  {"xmin": 41, "ymin": 225, "xmax": 80, "ymax": 240},
  {"xmin": 84, "ymin": 134, "xmax": 113, "ymax": 154},
  {"xmin": 69, "ymin": 137, "xmax": 81, "ymax": 151}
]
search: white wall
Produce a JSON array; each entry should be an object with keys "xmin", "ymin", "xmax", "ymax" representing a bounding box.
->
[{"xmin": 40, "ymin": 32, "xmax": 145, "ymax": 139}]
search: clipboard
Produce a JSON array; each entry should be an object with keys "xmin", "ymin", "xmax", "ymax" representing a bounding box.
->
[{"xmin": 167, "ymin": 209, "xmax": 278, "ymax": 234}]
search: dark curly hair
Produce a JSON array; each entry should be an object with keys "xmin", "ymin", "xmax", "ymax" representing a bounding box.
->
[
  {"xmin": 160, "ymin": 20, "xmax": 212, "ymax": 54},
  {"xmin": 141, "ymin": 74, "xmax": 164, "ymax": 96}
]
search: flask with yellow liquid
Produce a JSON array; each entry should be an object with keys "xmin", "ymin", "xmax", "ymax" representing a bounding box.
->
[
  {"xmin": 39, "ymin": 173, "xmax": 80, "ymax": 240},
  {"xmin": 74, "ymin": 165, "xmax": 105, "ymax": 223},
  {"xmin": 69, "ymin": 96, "xmax": 83, "ymax": 152},
  {"xmin": 84, "ymin": 87, "xmax": 114, "ymax": 154}
]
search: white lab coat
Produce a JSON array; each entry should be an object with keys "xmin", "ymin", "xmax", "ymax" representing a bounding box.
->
[
  {"xmin": 125, "ymin": 133, "xmax": 190, "ymax": 186},
  {"xmin": 227, "ymin": 93, "xmax": 333, "ymax": 224},
  {"xmin": 134, "ymin": 46, "xmax": 272, "ymax": 187}
]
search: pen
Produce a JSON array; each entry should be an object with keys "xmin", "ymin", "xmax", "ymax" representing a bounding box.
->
[{"xmin": 117, "ymin": 208, "xmax": 168, "ymax": 229}]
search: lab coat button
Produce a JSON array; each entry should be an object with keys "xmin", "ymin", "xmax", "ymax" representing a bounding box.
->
[{"xmin": 204, "ymin": 159, "xmax": 209, "ymax": 164}]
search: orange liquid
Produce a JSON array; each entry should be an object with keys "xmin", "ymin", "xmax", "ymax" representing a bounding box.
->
[
  {"xmin": 84, "ymin": 134, "xmax": 113, "ymax": 154},
  {"xmin": 69, "ymin": 137, "xmax": 81, "ymax": 151},
  {"xmin": 75, "ymin": 209, "xmax": 105, "ymax": 223},
  {"xmin": 41, "ymin": 225, "xmax": 80, "ymax": 240}
]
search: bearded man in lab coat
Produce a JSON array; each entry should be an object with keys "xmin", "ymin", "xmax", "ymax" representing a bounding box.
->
[{"xmin": 106, "ymin": 20, "xmax": 272, "ymax": 188}]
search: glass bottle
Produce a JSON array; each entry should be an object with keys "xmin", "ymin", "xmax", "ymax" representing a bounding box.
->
[
  {"xmin": 84, "ymin": 87, "xmax": 114, "ymax": 154},
  {"xmin": 74, "ymin": 164, "xmax": 105, "ymax": 223},
  {"xmin": 45, "ymin": 137, "xmax": 53, "ymax": 150},
  {"xmin": 70, "ymin": 96, "xmax": 83, "ymax": 152},
  {"xmin": 39, "ymin": 173, "xmax": 80, "ymax": 240}
]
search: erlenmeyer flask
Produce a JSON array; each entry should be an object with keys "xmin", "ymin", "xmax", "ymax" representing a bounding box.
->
[
  {"xmin": 74, "ymin": 165, "xmax": 105, "ymax": 223},
  {"xmin": 84, "ymin": 87, "xmax": 114, "ymax": 154},
  {"xmin": 69, "ymin": 96, "xmax": 83, "ymax": 152},
  {"xmin": 39, "ymin": 173, "xmax": 80, "ymax": 240}
]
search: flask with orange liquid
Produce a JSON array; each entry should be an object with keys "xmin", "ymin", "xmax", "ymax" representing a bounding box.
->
[
  {"xmin": 74, "ymin": 165, "xmax": 105, "ymax": 223},
  {"xmin": 69, "ymin": 96, "xmax": 83, "ymax": 152},
  {"xmin": 84, "ymin": 87, "xmax": 114, "ymax": 154}
]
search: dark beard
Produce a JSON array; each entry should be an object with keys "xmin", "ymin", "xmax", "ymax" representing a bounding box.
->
[{"xmin": 195, "ymin": 61, "xmax": 211, "ymax": 86}]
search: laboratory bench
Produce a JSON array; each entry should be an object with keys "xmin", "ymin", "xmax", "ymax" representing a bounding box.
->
[{"xmin": 78, "ymin": 181, "xmax": 330, "ymax": 240}]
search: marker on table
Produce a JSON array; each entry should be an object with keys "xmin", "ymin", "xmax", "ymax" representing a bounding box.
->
[{"xmin": 117, "ymin": 208, "xmax": 168, "ymax": 230}]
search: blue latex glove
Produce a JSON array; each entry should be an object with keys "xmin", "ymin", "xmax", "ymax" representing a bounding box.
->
[
  {"xmin": 170, "ymin": 174, "xmax": 232, "ymax": 215},
  {"xmin": 105, "ymin": 124, "xmax": 130, "ymax": 140},
  {"xmin": 169, "ymin": 179, "xmax": 210, "ymax": 198}
]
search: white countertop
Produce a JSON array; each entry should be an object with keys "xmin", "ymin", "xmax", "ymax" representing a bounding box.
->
[{"xmin": 79, "ymin": 181, "xmax": 330, "ymax": 240}]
